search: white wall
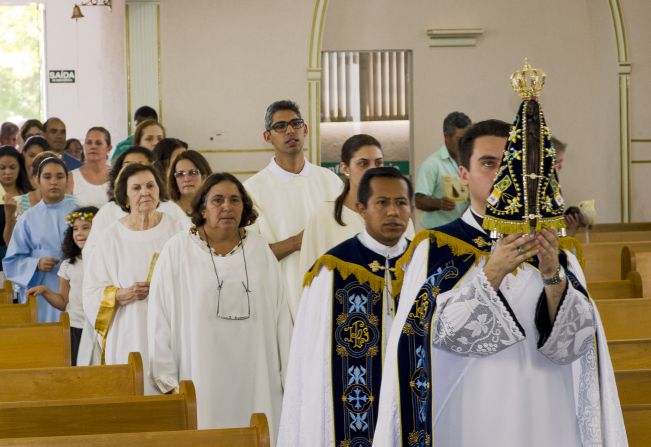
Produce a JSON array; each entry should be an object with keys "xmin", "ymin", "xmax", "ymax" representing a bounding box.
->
[
  {"xmin": 1, "ymin": 0, "xmax": 130, "ymax": 144},
  {"xmin": 323, "ymin": 0, "xmax": 622, "ymax": 223}
]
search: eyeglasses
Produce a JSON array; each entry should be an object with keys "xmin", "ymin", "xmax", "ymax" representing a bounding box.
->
[
  {"xmin": 268, "ymin": 119, "xmax": 305, "ymax": 133},
  {"xmin": 174, "ymin": 169, "xmax": 201, "ymax": 178},
  {"xmin": 205, "ymin": 232, "xmax": 251, "ymax": 320}
]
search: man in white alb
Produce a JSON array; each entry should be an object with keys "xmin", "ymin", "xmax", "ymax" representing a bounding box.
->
[
  {"xmin": 373, "ymin": 120, "xmax": 627, "ymax": 446},
  {"xmin": 244, "ymin": 100, "xmax": 342, "ymax": 318}
]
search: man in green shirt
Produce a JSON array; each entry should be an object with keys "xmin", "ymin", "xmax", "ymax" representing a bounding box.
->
[
  {"xmin": 415, "ymin": 111, "xmax": 471, "ymax": 229},
  {"xmin": 111, "ymin": 105, "xmax": 158, "ymax": 162}
]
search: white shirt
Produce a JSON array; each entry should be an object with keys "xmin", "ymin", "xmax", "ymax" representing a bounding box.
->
[{"xmin": 71, "ymin": 169, "xmax": 109, "ymax": 208}]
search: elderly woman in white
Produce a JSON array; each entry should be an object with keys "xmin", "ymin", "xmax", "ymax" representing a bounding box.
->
[
  {"xmin": 148, "ymin": 172, "xmax": 292, "ymax": 445},
  {"xmin": 83, "ymin": 163, "xmax": 185, "ymax": 394}
]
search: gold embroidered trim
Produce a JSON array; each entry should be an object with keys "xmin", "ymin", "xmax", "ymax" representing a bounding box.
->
[{"xmin": 303, "ymin": 254, "xmax": 401, "ymax": 299}]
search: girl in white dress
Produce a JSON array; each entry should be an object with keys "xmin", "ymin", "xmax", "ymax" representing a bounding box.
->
[{"xmin": 27, "ymin": 206, "xmax": 99, "ymax": 365}]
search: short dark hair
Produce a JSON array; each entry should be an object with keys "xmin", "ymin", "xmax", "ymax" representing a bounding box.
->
[
  {"xmin": 0, "ymin": 146, "xmax": 33, "ymax": 193},
  {"xmin": 44, "ymin": 117, "xmax": 65, "ymax": 131},
  {"xmin": 357, "ymin": 166, "xmax": 413, "ymax": 207},
  {"xmin": 113, "ymin": 163, "xmax": 168, "ymax": 213},
  {"xmin": 264, "ymin": 100, "xmax": 302, "ymax": 131},
  {"xmin": 20, "ymin": 119, "xmax": 44, "ymax": 141},
  {"xmin": 23, "ymin": 135, "xmax": 51, "ymax": 155},
  {"xmin": 62, "ymin": 206, "xmax": 99, "ymax": 264},
  {"xmin": 134, "ymin": 106, "xmax": 158, "ymax": 121},
  {"xmin": 458, "ymin": 119, "xmax": 510, "ymax": 169},
  {"xmin": 108, "ymin": 147, "xmax": 156, "ymax": 202},
  {"xmin": 550, "ymin": 136, "xmax": 567, "ymax": 154},
  {"xmin": 443, "ymin": 111, "xmax": 472, "ymax": 135},
  {"xmin": 1, "ymin": 122, "xmax": 18, "ymax": 139},
  {"xmin": 190, "ymin": 172, "xmax": 257, "ymax": 228},
  {"xmin": 168, "ymin": 150, "xmax": 213, "ymax": 201},
  {"xmin": 334, "ymin": 134, "xmax": 383, "ymax": 226},
  {"xmin": 153, "ymin": 138, "xmax": 188, "ymax": 178}
]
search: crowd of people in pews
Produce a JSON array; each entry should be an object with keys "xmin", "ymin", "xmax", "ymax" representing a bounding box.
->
[{"xmin": 0, "ymin": 99, "xmax": 625, "ymax": 447}]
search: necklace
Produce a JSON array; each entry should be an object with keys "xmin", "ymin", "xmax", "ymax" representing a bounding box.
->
[{"xmin": 203, "ymin": 229, "xmax": 251, "ymax": 320}]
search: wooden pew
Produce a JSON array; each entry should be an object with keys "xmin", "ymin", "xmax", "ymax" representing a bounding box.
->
[
  {"xmin": 589, "ymin": 223, "xmax": 651, "ymax": 232},
  {"xmin": 623, "ymin": 246, "xmax": 651, "ymax": 296},
  {"xmin": 0, "ymin": 313, "xmax": 71, "ymax": 369},
  {"xmin": 596, "ymin": 298, "xmax": 651, "ymax": 340},
  {"xmin": 0, "ymin": 352, "xmax": 143, "ymax": 402},
  {"xmin": 0, "ymin": 380, "xmax": 197, "ymax": 439},
  {"xmin": 0, "ymin": 280, "xmax": 13, "ymax": 305},
  {"xmin": 0, "ymin": 295, "xmax": 38, "ymax": 324},
  {"xmin": 616, "ymin": 370, "xmax": 651, "ymax": 405},
  {"xmin": 610, "ymin": 339, "xmax": 651, "ymax": 371},
  {"xmin": 576, "ymin": 229, "xmax": 651, "ymax": 243},
  {"xmin": 581, "ymin": 241, "xmax": 651, "ymax": 281},
  {"xmin": 0, "ymin": 413, "xmax": 269, "ymax": 447},
  {"xmin": 622, "ymin": 404, "xmax": 651, "ymax": 447},
  {"xmin": 588, "ymin": 271, "xmax": 643, "ymax": 300}
]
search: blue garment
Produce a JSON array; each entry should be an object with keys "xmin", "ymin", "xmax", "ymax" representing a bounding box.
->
[
  {"xmin": 3, "ymin": 199, "xmax": 78, "ymax": 322},
  {"xmin": 63, "ymin": 153, "xmax": 83, "ymax": 171}
]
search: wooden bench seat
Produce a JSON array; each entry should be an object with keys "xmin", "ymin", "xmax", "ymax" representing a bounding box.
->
[
  {"xmin": 0, "ymin": 313, "xmax": 71, "ymax": 369},
  {"xmin": 622, "ymin": 404, "xmax": 651, "ymax": 447},
  {"xmin": 0, "ymin": 413, "xmax": 269, "ymax": 447},
  {"xmin": 609, "ymin": 339, "xmax": 651, "ymax": 371},
  {"xmin": 0, "ymin": 352, "xmax": 143, "ymax": 402},
  {"xmin": 588, "ymin": 271, "xmax": 643, "ymax": 300},
  {"xmin": 0, "ymin": 296, "xmax": 38, "ymax": 324},
  {"xmin": 616, "ymin": 370, "xmax": 651, "ymax": 405},
  {"xmin": 0, "ymin": 380, "xmax": 197, "ymax": 439},
  {"xmin": 596, "ymin": 298, "xmax": 651, "ymax": 340}
]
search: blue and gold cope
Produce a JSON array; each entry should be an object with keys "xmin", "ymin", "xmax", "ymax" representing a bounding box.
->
[
  {"xmin": 394, "ymin": 219, "xmax": 583, "ymax": 446},
  {"xmin": 304, "ymin": 237, "xmax": 406, "ymax": 447}
]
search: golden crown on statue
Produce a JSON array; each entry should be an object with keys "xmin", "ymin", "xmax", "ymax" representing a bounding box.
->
[{"xmin": 510, "ymin": 58, "xmax": 546, "ymax": 99}]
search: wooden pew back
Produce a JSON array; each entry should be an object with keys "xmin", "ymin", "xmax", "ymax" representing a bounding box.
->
[
  {"xmin": 0, "ymin": 296, "xmax": 38, "ymax": 324},
  {"xmin": 596, "ymin": 298, "xmax": 651, "ymax": 340},
  {"xmin": 588, "ymin": 271, "xmax": 643, "ymax": 300},
  {"xmin": 576, "ymin": 229, "xmax": 651, "ymax": 243},
  {"xmin": 582, "ymin": 241, "xmax": 651, "ymax": 281},
  {"xmin": 622, "ymin": 404, "xmax": 651, "ymax": 447},
  {"xmin": 623, "ymin": 246, "xmax": 651, "ymax": 296},
  {"xmin": 616, "ymin": 370, "xmax": 651, "ymax": 405},
  {"xmin": 0, "ymin": 313, "xmax": 71, "ymax": 369},
  {"xmin": 610, "ymin": 339, "xmax": 651, "ymax": 371},
  {"xmin": 0, "ymin": 381, "xmax": 197, "ymax": 439},
  {"xmin": 0, "ymin": 280, "xmax": 13, "ymax": 305},
  {"xmin": 0, "ymin": 413, "xmax": 269, "ymax": 447},
  {"xmin": 0, "ymin": 352, "xmax": 143, "ymax": 402}
]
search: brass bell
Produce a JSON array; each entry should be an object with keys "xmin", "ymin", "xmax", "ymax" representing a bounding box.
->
[{"xmin": 71, "ymin": 4, "xmax": 84, "ymax": 20}]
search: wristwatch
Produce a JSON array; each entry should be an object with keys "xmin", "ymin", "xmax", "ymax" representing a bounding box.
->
[{"xmin": 542, "ymin": 265, "xmax": 566, "ymax": 286}]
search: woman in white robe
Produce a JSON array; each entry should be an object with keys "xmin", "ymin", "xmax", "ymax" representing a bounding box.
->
[
  {"xmin": 299, "ymin": 134, "xmax": 414, "ymax": 276},
  {"xmin": 148, "ymin": 172, "xmax": 292, "ymax": 445},
  {"xmin": 83, "ymin": 163, "xmax": 184, "ymax": 394},
  {"xmin": 83, "ymin": 147, "xmax": 189, "ymax": 258}
]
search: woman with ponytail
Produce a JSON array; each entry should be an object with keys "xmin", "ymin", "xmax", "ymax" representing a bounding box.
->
[{"xmin": 299, "ymin": 134, "xmax": 414, "ymax": 275}]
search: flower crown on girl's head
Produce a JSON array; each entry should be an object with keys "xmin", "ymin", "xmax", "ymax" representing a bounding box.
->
[{"xmin": 66, "ymin": 210, "xmax": 96, "ymax": 226}]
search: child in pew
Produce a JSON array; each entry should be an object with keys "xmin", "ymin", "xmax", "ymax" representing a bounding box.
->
[{"xmin": 27, "ymin": 206, "xmax": 99, "ymax": 366}]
